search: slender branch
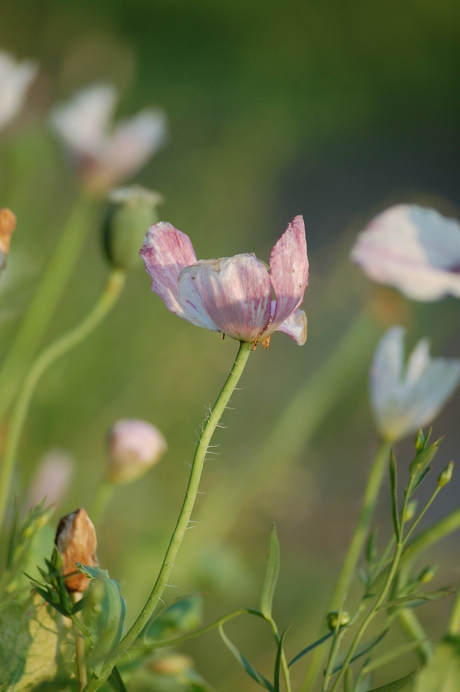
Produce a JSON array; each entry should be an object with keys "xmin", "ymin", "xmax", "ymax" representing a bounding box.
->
[
  {"xmin": 0, "ymin": 269, "xmax": 126, "ymax": 532},
  {"xmin": 447, "ymin": 579, "xmax": 460, "ymax": 636},
  {"xmin": 0, "ymin": 192, "xmax": 99, "ymax": 421},
  {"xmin": 267, "ymin": 617, "xmax": 292, "ymax": 692},
  {"xmin": 84, "ymin": 341, "xmax": 253, "ymax": 691},
  {"xmin": 301, "ymin": 441, "xmax": 390, "ymax": 692}
]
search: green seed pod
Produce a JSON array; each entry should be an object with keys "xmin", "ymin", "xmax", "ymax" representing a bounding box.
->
[
  {"xmin": 404, "ymin": 500, "xmax": 418, "ymax": 522},
  {"xmin": 438, "ymin": 461, "xmax": 454, "ymax": 488},
  {"xmin": 103, "ymin": 186, "xmax": 163, "ymax": 271},
  {"xmin": 327, "ymin": 610, "xmax": 350, "ymax": 631}
]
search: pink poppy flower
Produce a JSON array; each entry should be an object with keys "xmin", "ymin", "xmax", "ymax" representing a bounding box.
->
[
  {"xmin": 351, "ymin": 204, "xmax": 460, "ymax": 301},
  {"xmin": 140, "ymin": 216, "xmax": 308, "ymax": 346}
]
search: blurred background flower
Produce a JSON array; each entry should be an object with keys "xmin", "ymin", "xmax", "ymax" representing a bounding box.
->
[
  {"xmin": 1, "ymin": 1, "xmax": 460, "ymax": 688},
  {"xmin": 0, "ymin": 51, "xmax": 37, "ymax": 132}
]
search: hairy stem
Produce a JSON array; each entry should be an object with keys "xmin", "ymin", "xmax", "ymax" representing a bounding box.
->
[
  {"xmin": 0, "ymin": 269, "xmax": 126, "ymax": 533},
  {"xmin": 84, "ymin": 341, "xmax": 253, "ymax": 690}
]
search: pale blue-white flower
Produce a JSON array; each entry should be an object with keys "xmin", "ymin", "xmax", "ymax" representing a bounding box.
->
[
  {"xmin": 0, "ymin": 51, "xmax": 38, "ymax": 131},
  {"xmin": 351, "ymin": 204, "xmax": 460, "ymax": 301},
  {"xmin": 50, "ymin": 84, "xmax": 167, "ymax": 194},
  {"xmin": 370, "ymin": 326, "xmax": 460, "ymax": 442}
]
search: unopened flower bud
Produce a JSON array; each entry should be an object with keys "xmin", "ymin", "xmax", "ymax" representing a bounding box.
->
[
  {"xmin": 404, "ymin": 500, "xmax": 418, "ymax": 523},
  {"xmin": 27, "ymin": 449, "xmax": 74, "ymax": 509},
  {"xmin": 149, "ymin": 654, "xmax": 193, "ymax": 675},
  {"xmin": 108, "ymin": 419, "xmax": 167, "ymax": 484},
  {"xmin": 326, "ymin": 610, "xmax": 350, "ymax": 631},
  {"xmin": 55, "ymin": 508, "xmax": 98, "ymax": 592},
  {"xmin": 0, "ymin": 208, "xmax": 16, "ymax": 271},
  {"xmin": 414, "ymin": 429, "xmax": 426, "ymax": 453},
  {"xmin": 418, "ymin": 565, "xmax": 438, "ymax": 584},
  {"xmin": 104, "ymin": 186, "xmax": 162, "ymax": 270},
  {"xmin": 438, "ymin": 461, "xmax": 454, "ymax": 488}
]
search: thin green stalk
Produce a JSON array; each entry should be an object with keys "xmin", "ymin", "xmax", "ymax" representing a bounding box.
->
[
  {"xmin": 322, "ymin": 597, "xmax": 347, "ymax": 692},
  {"xmin": 447, "ymin": 581, "xmax": 460, "ymax": 636},
  {"xmin": 90, "ymin": 480, "xmax": 115, "ymax": 524},
  {"xmin": 402, "ymin": 488, "xmax": 440, "ymax": 547},
  {"xmin": 267, "ymin": 616, "xmax": 292, "ymax": 692},
  {"xmin": 397, "ymin": 609, "xmax": 432, "ymax": 662},
  {"xmin": 72, "ymin": 594, "xmax": 88, "ymax": 691},
  {"xmin": 301, "ymin": 441, "xmax": 390, "ymax": 692},
  {"xmin": 84, "ymin": 341, "xmax": 253, "ymax": 691},
  {"xmin": 0, "ymin": 191, "xmax": 98, "ymax": 421},
  {"xmin": 0, "ymin": 269, "xmax": 126, "ymax": 533},
  {"xmin": 330, "ymin": 541, "xmax": 404, "ymax": 692},
  {"xmin": 401, "ymin": 507, "xmax": 460, "ymax": 566}
]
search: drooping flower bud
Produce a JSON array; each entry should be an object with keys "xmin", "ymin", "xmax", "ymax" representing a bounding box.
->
[
  {"xmin": 55, "ymin": 508, "xmax": 98, "ymax": 592},
  {"xmin": 108, "ymin": 419, "xmax": 167, "ymax": 484},
  {"xmin": 0, "ymin": 208, "xmax": 16, "ymax": 272},
  {"xmin": 326, "ymin": 610, "xmax": 350, "ymax": 631},
  {"xmin": 438, "ymin": 461, "xmax": 454, "ymax": 488},
  {"xmin": 104, "ymin": 186, "xmax": 162, "ymax": 271}
]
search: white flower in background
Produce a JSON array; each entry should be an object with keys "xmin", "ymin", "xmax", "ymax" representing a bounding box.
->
[
  {"xmin": 50, "ymin": 83, "xmax": 167, "ymax": 194},
  {"xmin": 27, "ymin": 448, "xmax": 75, "ymax": 509},
  {"xmin": 370, "ymin": 326, "xmax": 460, "ymax": 442},
  {"xmin": 0, "ymin": 51, "xmax": 38, "ymax": 131},
  {"xmin": 351, "ymin": 204, "xmax": 460, "ymax": 301},
  {"xmin": 108, "ymin": 418, "xmax": 167, "ymax": 484}
]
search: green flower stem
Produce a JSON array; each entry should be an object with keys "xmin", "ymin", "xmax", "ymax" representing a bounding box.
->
[
  {"xmin": 301, "ymin": 440, "xmax": 391, "ymax": 692},
  {"xmin": 185, "ymin": 307, "xmax": 382, "ymax": 563},
  {"xmin": 90, "ymin": 479, "xmax": 115, "ymax": 524},
  {"xmin": 447, "ymin": 580, "xmax": 460, "ymax": 636},
  {"xmin": 72, "ymin": 594, "xmax": 88, "ymax": 692},
  {"xmin": 401, "ymin": 506, "xmax": 460, "ymax": 566},
  {"xmin": 84, "ymin": 341, "xmax": 253, "ymax": 691},
  {"xmin": 0, "ymin": 269, "xmax": 126, "ymax": 534},
  {"xmin": 266, "ymin": 616, "xmax": 292, "ymax": 692},
  {"xmin": 0, "ymin": 191, "xmax": 99, "ymax": 422},
  {"xmin": 330, "ymin": 541, "xmax": 405, "ymax": 692},
  {"xmin": 397, "ymin": 609, "xmax": 432, "ymax": 662}
]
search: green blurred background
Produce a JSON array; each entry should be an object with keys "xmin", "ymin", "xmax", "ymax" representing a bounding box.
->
[{"xmin": 1, "ymin": 0, "xmax": 460, "ymax": 689}]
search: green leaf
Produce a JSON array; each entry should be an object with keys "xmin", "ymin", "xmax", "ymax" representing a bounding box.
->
[
  {"xmin": 344, "ymin": 667, "xmax": 354, "ymax": 692},
  {"xmin": 274, "ymin": 628, "xmax": 289, "ymax": 692},
  {"xmin": 219, "ymin": 623, "xmax": 274, "ymax": 691},
  {"xmin": 369, "ymin": 668, "xmax": 418, "ymax": 691},
  {"xmin": 108, "ymin": 666, "xmax": 128, "ymax": 692},
  {"xmin": 288, "ymin": 631, "xmax": 334, "ymax": 668},
  {"xmin": 0, "ymin": 592, "xmax": 73, "ymax": 691},
  {"xmin": 363, "ymin": 640, "xmax": 427, "ymax": 674},
  {"xmin": 389, "ymin": 450, "xmax": 400, "ymax": 541},
  {"xmin": 414, "ymin": 639, "xmax": 460, "ymax": 691},
  {"xmin": 260, "ymin": 525, "xmax": 280, "ymax": 620},
  {"xmin": 145, "ymin": 595, "xmax": 203, "ymax": 641},
  {"xmin": 378, "ymin": 588, "xmax": 454, "ymax": 611},
  {"xmin": 78, "ymin": 564, "xmax": 126, "ymax": 676},
  {"xmin": 332, "ymin": 631, "xmax": 388, "ymax": 674}
]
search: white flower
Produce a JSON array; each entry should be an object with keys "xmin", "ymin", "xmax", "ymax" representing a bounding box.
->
[
  {"xmin": 0, "ymin": 51, "xmax": 38, "ymax": 131},
  {"xmin": 351, "ymin": 204, "xmax": 460, "ymax": 301},
  {"xmin": 50, "ymin": 84, "xmax": 167, "ymax": 194},
  {"xmin": 370, "ymin": 326, "xmax": 460, "ymax": 442}
]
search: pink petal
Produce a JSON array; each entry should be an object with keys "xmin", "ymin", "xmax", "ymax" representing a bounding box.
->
[
  {"xmin": 275, "ymin": 308, "xmax": 307, "ymax": 345},
  {"xmin": 269, "ymin": 216, "xmax": 309, "ymax": 329},
  {"xmin": 140, "ymin": 222, "xmax": 200, "ymax": 319},
  {"xmin": 178, "ymin": 254, "xmax": 271, "ymax": 341}
]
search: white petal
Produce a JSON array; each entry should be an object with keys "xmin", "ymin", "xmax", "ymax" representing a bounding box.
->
[
  {"xmin": 351, "ymin": 205, "xmax": 460, "ymax": 301},
  {"xmin": 370, "ymin": 327, "xmax": 460, "ymax": 441},
  {"xmin": 274, "ymin": 308, "xmax": 307, "ymax": 345},
  {"xmin": 0, "ymin": 52, "xmax": 38, "ymax": 130},
  {"xmin": 50, "ymin": 83, "xmax": 117, "ymax": 156},
  {"xmin": 370, "ymin": 326, "xmax": 405, "ymax": 430}
]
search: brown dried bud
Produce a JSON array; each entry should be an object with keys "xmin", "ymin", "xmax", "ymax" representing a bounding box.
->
[
  {"xmin": 55, "ymin": 508, "xmax": 98, "ymax": 592},
  {"xmin": 0, "ymin": 208, "xmax": 16, "ymax": 270}
]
